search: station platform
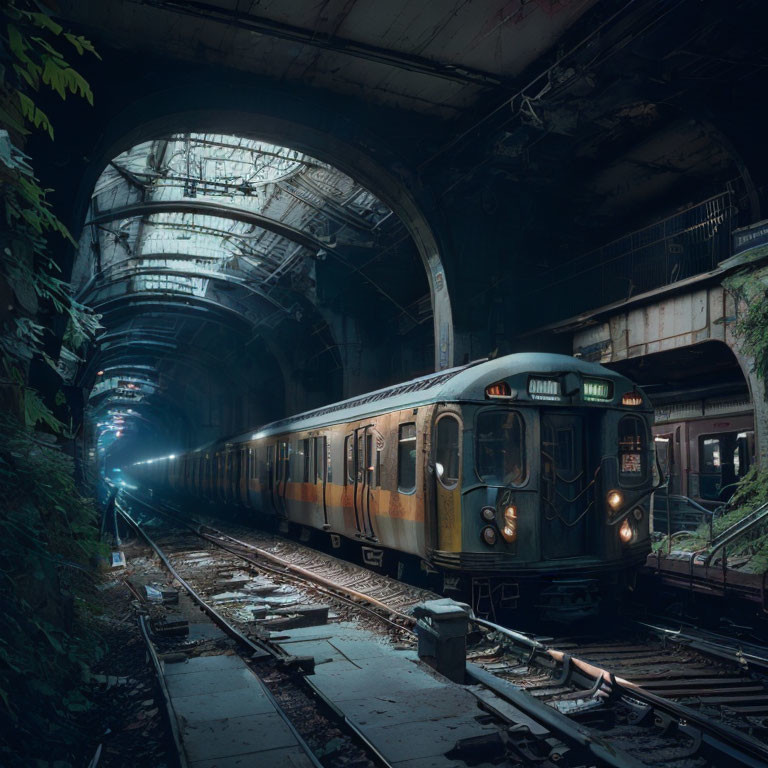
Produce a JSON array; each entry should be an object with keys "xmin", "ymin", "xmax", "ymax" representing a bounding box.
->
[{"xmin": 271, "ymin": 621, "xmax": 505, "ymax": 768}]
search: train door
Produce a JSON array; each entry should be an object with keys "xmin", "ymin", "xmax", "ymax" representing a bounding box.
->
[
  {"xmin": 232, "ymin": 449, "xmax": 240, "ymax": 503},
  {"xmin": 434, "ymin": 414, "xmax": 462, "ymax": 552},
  {"xmin": 265, "ymin": 444, "xmax": 276, "ymax": 513},
  {"xmin": 313, "ymin": 436, "xmax": 328, "ymax": 528},
  {"xmin": 352, "ymin": 427, "xmax": 375, "ymax": 538},
  {"xmin": 276, "ymin": 440, "xmax": 289, "ymax": 518},
  {"xmin": 654, "ymin": 432, "xmax": 681, "ymax": 495},
  {"xmin": 540, "ymin": 411, "xmax": 590, "ymax": 559}
]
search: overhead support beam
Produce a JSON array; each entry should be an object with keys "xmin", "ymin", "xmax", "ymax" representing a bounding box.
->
[
  {"xmin": 92, "ymin": 292, "xmax": 265, "ymax": 332},
  {"xmin": 135, "ymin": 0, "xmax": 508, "ymax": 88},
  {"xmin": 84, "ymin": 265, "xmax": 295, "ymax": 315},
  {"xmin": 86, "ymin": 200, "xmax": 332, "ymax": 253}
]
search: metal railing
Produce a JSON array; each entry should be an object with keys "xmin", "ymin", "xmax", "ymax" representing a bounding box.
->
[{"xmin": 524, "ymin": 191, "xmax": 737, "ymax": 323}]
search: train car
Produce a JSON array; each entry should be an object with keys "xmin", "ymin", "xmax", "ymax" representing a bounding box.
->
[
  {"xmin": 134, "ymin": 353, "xmax": 657, "ymax": 618},
  {"xmin": 653, "ymin": 394, "xmax": 755, "ymax": 509}
]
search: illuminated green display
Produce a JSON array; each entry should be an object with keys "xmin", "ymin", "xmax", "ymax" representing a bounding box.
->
[{"xmin": 583, "ymin": 379, "xmax": 611, "ymax": 401}]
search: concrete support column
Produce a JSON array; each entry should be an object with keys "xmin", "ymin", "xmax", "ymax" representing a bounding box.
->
[{"xmin": 731, "ymin": 347, "xmax": 768, "ymax": 467}]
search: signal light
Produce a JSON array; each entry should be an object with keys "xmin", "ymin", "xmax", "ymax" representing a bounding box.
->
[
  {"xmin": 622, "ymin": 390, "xmax": 643, "ymax": 407},
  {"xmin": 485, "ymin": 381, "xmax": 511, "ymax": 399},
  {"xmin": 481, "ymin": 526, "xmax": 497, "ymax": 546}
]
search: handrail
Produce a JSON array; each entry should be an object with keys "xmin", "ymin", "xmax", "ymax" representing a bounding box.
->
[{"xmin": 702, "ymin": 500, "xmax": 768, "ymax": 567}]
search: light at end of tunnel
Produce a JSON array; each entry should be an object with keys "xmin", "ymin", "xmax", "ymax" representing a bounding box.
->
[
  {"xmin": 116, "ymin": 430, "xmax": 122, "ymax": 437},
  {"xmin": 169, "ymin": 454, "xmax": 176, "ymax": 460},
  {"xmin": 619, "ymin": 519, "xmax": 633, "ymax": 544}
]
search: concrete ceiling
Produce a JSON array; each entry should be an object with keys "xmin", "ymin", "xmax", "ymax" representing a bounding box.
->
[{"xmin": 57, "ymin": 0, "xmax": 598, "ymax": 119}]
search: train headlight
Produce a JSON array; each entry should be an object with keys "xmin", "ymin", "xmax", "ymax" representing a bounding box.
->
[
  {"xmin": 501, "ymin": 506, "xmax": 517, "ymax": 542},
  {"xmin": 481, "ymin": 526, "xmax": 497, "ymax": 546},
  {"xmin": 619, "ymin": 519, "xmax": 633, "ymax": 544},
  {"xmin": 607, "ymin": 490, "xmax": 623, "ymax": 512},
  {"xmin": 632, "ymin": 506, "xmax": 643, "ymax": 521},
  {"xmin": 481, "ymin": 506, "xmax": 496, "ymax": 522}
]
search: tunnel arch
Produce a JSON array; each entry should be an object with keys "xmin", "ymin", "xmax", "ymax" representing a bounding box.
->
[
  {"xmin": 70, "ymin": 117, "xmax": 453, "ymax": 465},
  {"xmin": 65, "ymin": 84, "xmax": 455, "ymax": 373}
]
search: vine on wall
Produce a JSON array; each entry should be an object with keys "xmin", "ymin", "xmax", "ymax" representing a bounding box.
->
[
  {"xmin": 0, "ymin": 5, "xmax": 105, "ymax": 765},
  {"xmin": 1, "ymin": 1, "xmax": 101, "ymax": 431}
]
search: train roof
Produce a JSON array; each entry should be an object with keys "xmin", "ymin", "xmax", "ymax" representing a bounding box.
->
[{"xmin": 219, "ymin": 352, "xmax": 639, "ymax": 445}]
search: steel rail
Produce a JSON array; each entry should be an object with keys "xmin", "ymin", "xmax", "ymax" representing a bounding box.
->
[
  {"xmin": 199, "ymin": 527, "xmax": 417, "ymax": 628},
  {"xmin": 120, "ymin": 492, "xmax": 650, "ymax": 767},
  {"xmin": 121, "ymin": 489, "xmax": 416, "ymax": 633},
  {"xmin": 465, "ymin": 663, "xmax": 645, "ymax": 768},
  {"xmin": 116, "ymin": 502, "xmax": 386, "ymax": 768},
  {"xmin": 476, "ymin": 614, "xmax": 768, "ymax": 768},
  {"xmin": 137, "ymin": 615, "xmax": 189, "ymax": 768}
]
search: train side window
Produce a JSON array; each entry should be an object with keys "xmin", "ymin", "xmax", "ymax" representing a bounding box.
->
[
  {"xmin": 734, "ymin": 431, "xmax": 753, "ymax": 478},
  {"xmin": 398, "ymin": 423, "xmax": 417, "ymax": 494},
  {"xmin": 435, "ymin": 415, "xmax": 460, "ymax": 490},
  {"xmin": 345, "ymin": 436, "xmax": 354, "ymax": 484},
  {"xmin": 476, "ymin": 410, "xmax": 525, "ymax": 486},
  {"xmin": 700, "ymin": 436, "xmax": 721, "ymax": 473},
  {"xmin": 618, "ymin": 415, "xmax": 647, "ymax": 486}
]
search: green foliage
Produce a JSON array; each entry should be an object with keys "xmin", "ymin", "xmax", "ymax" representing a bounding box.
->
[
  {"xmin": 724, "ymin": 269, "xmax": 768, "ymax": 382},
  {"xmin": 659, "ymin": 466, "xmax": 768, "ymax": 572},
  {"xmin": 0, "ymin": 7, "xmax": 105, "ymax": 765},
  {"xmin": 1, "ymin": 2, "xmax": 101, "ymax": 428},
  {"xmin": 3, "ymin": 4, "xmax": 100, "ymax": 139},
  {"xmin": 0, "ymin": 412, "xmax": 105, "ymax": 766}
]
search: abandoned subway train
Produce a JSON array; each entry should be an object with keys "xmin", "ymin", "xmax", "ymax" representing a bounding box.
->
[{"xmin": 133, "ymin": 353, "xmax": 656, "ymax": 616}]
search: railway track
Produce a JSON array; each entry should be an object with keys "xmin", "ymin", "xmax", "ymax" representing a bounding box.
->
[
  {"xmin": 116, "ymin": 502, "xmax": 395, "ymax": 768},
  {"xmin": 117, "ymin": 490, "xmax": 768, "ymax": 767}
]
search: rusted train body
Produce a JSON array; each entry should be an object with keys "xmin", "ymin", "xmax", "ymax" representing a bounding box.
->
[
  {"xmin": 133, "ymin": 353, "xmax": 656, "ymax": 616},
  {"xmin": 653, "ymin": 394, "xmax": 755, "ymax": 509}
]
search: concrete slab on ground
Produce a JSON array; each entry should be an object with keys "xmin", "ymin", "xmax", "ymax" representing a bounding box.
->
[
  {"xmin": 161, "ymin": 653, "xmax": 313, "ymax": 767},
  {"xmin": 274, "ymin": 621, "xmax": 504, "ymax": 768}
]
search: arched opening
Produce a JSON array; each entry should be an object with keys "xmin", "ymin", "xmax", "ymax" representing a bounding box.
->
[
  {"xmin": 69, "ymin": 132, "xmax": 446, "ymax": 473},
  {"xmin": 609, "ymin": 340, "xmax": 755, "ymax": 505}
]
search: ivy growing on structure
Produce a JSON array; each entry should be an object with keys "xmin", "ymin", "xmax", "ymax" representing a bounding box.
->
[
  {"xmin": 724, "ymin": 268, "xmax": 768, "ymax": 383},
  {"xmin": 1, "ymin": 1, "xmax": 101, "ymax": 432},
  {"xmin": 0, "ymin": 5, "xmax": 106, "ymax": 766}
]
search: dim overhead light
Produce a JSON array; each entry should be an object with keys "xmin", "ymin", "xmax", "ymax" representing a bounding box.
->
[{"xmin": 96, "ymin": 370, "xmax": 104, "ymax": 376}]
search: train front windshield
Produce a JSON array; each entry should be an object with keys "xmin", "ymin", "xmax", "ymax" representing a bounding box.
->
[{"xmin": 476, "ymin": 410, "xmax": 526, "ymax": 486}]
